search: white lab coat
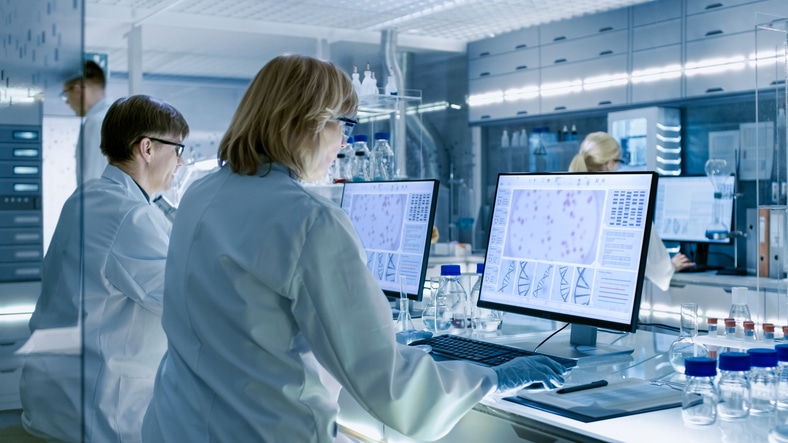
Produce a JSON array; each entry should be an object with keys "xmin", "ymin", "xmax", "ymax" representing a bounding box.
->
[
  {"xmin": 76, "ymin": 97, "xmax": 110, "ymax": 184},
  {"xmin": 645, "ymin": 229, "xmax": 675, "ymax": 292},
  {"xmin": 20, "ymin": 165, "xmax": 171, "ymax": 443},
  {"xmin": 142, "ymin": 163, "xmax": 497, "ymax": 443}
]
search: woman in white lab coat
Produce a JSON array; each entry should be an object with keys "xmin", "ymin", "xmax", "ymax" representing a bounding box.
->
[
  {"xmin": 142, "ymin": 55, "xmax": 566, "ymax": 443},
  {"xmin": 20, "ymin": 95, "xmax": 189, "ymax": 442},
  {"xmin": 568, "ymin": 131, "xmax": 695, "ymax": 290}
]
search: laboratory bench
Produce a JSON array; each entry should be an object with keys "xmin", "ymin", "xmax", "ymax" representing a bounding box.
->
[{"xmin": 337, "ymin": 317, "xmax": 786, "ymax": 443}]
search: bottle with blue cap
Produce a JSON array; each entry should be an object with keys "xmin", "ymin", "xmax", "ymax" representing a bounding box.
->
[
  {"xmin": 370, "ymin": 132, "xmax": 395, "ymax": 181},
  {"xmin": 775, "ymin": 344, "xmax": 788, "ymax": 411},
  {"xmin": 470, "ymin": 263, "xmax": 503, "ymax": 332},
  {"xmin": 682, "ymin": 356, "xmax": 719, "ymax": 426},
  {"xmin": 748, "ymin": 348, "xmax": 778, "ymax": 415},
  {"xmin": 717, "ymin": 352, "xmax": 751, "ymax": 420},
  {"xmin": 434, "ymin": 265, "xmax": 468, "ymax": 335}
]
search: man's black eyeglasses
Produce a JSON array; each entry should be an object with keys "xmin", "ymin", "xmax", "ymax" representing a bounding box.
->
[
  {"xmin": 337, "ymin": 117, "xmax": 358, "ymax": 141},
  {"xmin": 147, "ymin": 137, "xmax": 185, "ymax": 158}
]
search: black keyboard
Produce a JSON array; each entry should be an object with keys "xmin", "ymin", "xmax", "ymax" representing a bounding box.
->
[{"xmin": 409, "ymin": 334, "xmax": 577, "ymax": 368}]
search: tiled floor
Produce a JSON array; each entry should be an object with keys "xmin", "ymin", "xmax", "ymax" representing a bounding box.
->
[{"xmin": 0, "ymin": 410, "xmax": 44, "ymax": 442}]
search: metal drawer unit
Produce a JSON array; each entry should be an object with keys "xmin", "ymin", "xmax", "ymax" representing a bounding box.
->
[{"xmin": 0, "ymin": 124, "xmax": 43, "ymax": 282}]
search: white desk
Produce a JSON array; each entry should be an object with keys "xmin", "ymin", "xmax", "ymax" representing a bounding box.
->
[{"xmin": 337, "ymin": 322, "xmax": 785, "ymax": 443}]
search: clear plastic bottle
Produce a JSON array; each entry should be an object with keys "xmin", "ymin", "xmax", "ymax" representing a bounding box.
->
[
  {"xmin": 669, "ymin": 303, "xmax": 709, "ymax": 373},
  {"xmin": 370, "ymin": 132, "xmax": 395, "ymax": 181},
  {"xmin": 350, "ymin": 65, "xmax": 363, "ymax": 97},
  {"xmin": 707, "ymin": 317, "xmax": 718, "ymax": 336},
  {"xmin": 730, "ymin": 287, "xmax": 753, "ymax": 339},
  {"xmin": 764, "ymin": 323, "xmax": 776, "ymax": 343},
  {"xmin": 361, "ymin": 63, "xmax": 375, "ymax": 97},
  {"xmin": 682, "ymin": 357, "xmax": 719, "ymax": 426},
  {"xmin": 351, "ymin": 135, "xmax": 370, "ymax": 182},
  {"xmin": 470, "ymin": 263, "xmax": 503, "ymax": 332},
  {"xmin": 725, "ymin": 318, "xmax": 737, "ymax": 340},
  {"xmin": 775, "ymin": 344, "xmax": 788, "ymax": 411},
  {"xmin": 501, "ymin": 130, "xmax": 510, "ymax": 148},
  {"xmin": 744, "ymin": 321, "xmax": 756, "ymax": 341},
  {"xmin": 748, "ymin": 348, "xmax": 779, "ymax": 415},
  {"xmin": 717, "ymin": 352, "xmax": 751, "ymax": 420}
]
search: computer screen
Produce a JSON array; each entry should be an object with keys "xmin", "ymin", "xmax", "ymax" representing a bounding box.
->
[
  {"xmin": 340, "ymin": 180, "xmax": 439, "ymax": 302},
  {"xmin": 653, "ymin": 175, "xmax": 735, "ymax": 244},
  {"xmin": 477, "ymin": 172, "xmax": 657, "ymax": 359}
]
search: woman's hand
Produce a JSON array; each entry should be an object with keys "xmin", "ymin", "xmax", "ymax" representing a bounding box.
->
[{"xmin": 672, "ymin": 253, "xmax": 695, "ymax": 272}]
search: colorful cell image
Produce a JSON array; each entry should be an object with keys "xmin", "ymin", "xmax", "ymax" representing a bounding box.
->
[
  {"xmin": 503, "ymin": 189, "xmax": 604, "ymax": 265},
  {"xmin": 349, "ymin": 193, "xmax": 406, "ymax": 251}
]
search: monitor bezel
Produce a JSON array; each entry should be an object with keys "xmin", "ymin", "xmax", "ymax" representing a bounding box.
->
[
  {"xmin": 654, "ymin": 175, "xmax": 736, "ymax": 245},
  {"xmin": 340, "ymin": 179, "xmax": 439, "ymax": 302},
  {"xmin": 476, "ymin": 171, "xmax": 658, "ymax": 333}
]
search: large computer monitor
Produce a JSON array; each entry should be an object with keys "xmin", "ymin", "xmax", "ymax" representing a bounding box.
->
[
  {"xmin": 477, "ymin": 172, "xmax": 658, "ymax": 360},
  {"xmin": 653, "ymin": 175, "xmax": 735, "ymax": 269},
  {"xmin": 340, "ymin": 180, "xmax": 439, "ymax": 302}
]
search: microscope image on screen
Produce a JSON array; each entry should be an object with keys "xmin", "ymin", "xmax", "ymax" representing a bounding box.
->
[
  {"xmin": 503, "ymin": 189, "xmax": 604, "ymax": 264},
  {"xmin": 347, "ymin": 193, "xmax": 406, "ymax": 282}
]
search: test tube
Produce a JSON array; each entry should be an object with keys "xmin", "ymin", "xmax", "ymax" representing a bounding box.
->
[
  {"xmin": 743, "ymin": 321, "xmax": 755, "ymax": 341},
  {"xmin": 725, "ymin": 318, "xmax": 737, "ymax": 340}
]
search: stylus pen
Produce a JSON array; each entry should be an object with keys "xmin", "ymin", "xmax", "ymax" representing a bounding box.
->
[{"xmin": 556, "ymin": 379, "xmax": 608, "ymax": 394}]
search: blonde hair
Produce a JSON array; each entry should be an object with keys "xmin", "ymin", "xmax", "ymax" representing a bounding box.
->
[
  {"xmin": 218, "ymin": 54, "xmax": 358, "ymax": 177},
  {"xmin": 568, "ymin": 131, "xmax": 621, "ymax": 172}
]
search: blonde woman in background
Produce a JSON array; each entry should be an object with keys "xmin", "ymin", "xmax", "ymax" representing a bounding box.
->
[{"xmin": 568, "ymin": 131, "xmax": 694, "ymax": 291}]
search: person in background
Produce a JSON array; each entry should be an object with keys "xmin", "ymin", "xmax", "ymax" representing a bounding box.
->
[
  {"xmin": 142, "ymin": 54, "xmax": 567, "ymax": 443},
  {"xmin": 568, "ymin": 131, "xmax": 695, "ymax": 291},
  {"xmin": 61, "ymin": 60, "xmax": 111, "ymax": 184},
  {"xmin": 19, "ymin": 95, "xmax": 189, "ymax": 442}
]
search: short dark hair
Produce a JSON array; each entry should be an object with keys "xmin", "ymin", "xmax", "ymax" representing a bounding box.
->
[
  {"xmin": 101, "ymin": 95, "xmax": 190, "ymax": 164},
  {"xmin": 64, "ymin": 60, "xmax": 106, "ymax": 90}
]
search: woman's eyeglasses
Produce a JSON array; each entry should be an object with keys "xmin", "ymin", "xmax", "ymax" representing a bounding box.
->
[{"xmin": 337, "ymin": 117, "xmax": 358, "ymax": 141}]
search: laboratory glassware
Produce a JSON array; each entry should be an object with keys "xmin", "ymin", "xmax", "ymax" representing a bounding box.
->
[
  {"xmin": 682, "ymin": 357, "xmax": 718, "ymax": 426},
  {"xmin": 717, "ymin": 352, "xmax": 751, "ymax": 420},
  {"xmin": 668, "ymin": 303, "xmax": 709, "ymax": 373}
]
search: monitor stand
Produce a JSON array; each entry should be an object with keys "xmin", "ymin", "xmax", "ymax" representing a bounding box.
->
[{"xmin": 530, "ymin": 324, "xmax": 635, "ymax": 362}]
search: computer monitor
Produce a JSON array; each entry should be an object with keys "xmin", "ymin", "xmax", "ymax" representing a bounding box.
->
[
  {"xmin": 653, "ymin": 175, "xmax": 735, "ymax": 269},
  {"xmin": 340, "ymin": 179, "xmax": 439, "ymax": 302},
  {"xmin": 477, "ymin": 172, "xmax": 658, "ymax": 360}
]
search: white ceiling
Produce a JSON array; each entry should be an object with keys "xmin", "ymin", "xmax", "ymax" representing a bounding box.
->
[{"xmin": 86, "ymin": 0, "xmax": 654, "ymax": 80}]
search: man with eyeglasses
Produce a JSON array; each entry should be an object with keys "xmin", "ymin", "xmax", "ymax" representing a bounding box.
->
[
  {"xmin": 61, "ymin": 60, "xmax": 111, "ymax": 185},
  {"xmin": 19, "ymin": 95, "xmax": 189, "ymax": 443}
]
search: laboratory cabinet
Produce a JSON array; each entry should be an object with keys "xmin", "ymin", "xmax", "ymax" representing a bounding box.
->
[
  {"xmin": 685, "ymin": 0, "xmax": 786, "ymax": 42},
  {"xmin": 538, "ymin": 8, "xmax": 629, "ymax": 45},
  {"xmin": 631, "ymin": 45, "xmax": 683, "ymax": 104},
  {"xmin": 466, "ymin": 26, "xmax": 539, "ymax": 60},
  {"xmin": 540, "ymin": 55, "xmax": 629, "ymax": 114},
  {"xmin": 467, "ymin": 46, "xmax": 539, "ymax": 80},
  {"xmin": 0, "ymin": 113, "xmax": 43, "ymax": 282},
  {"xmin": 538, "ymin": 29, "xmax": 628, "ymax": 66},
  {"xmin": 632, "ymin": 0, "xmax": 682, "ymax": 26},
  {"xmin": 686, "ymin": 0, "xmax": 770, "ymax": 16},
  {"xmin": 632, "ymin": 19, "xmax": 682, "ymax": 51}
]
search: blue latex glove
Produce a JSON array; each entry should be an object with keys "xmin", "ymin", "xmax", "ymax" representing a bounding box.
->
[
  {"xmin": 396, "ymin": 330, "xmax": 432, "ymax": 345},
  {"xmin": 492, "ymin": 355, "xmax": 568, "ymax": 393}
]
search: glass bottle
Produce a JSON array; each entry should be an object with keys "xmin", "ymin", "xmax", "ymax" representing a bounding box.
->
[
  {"xmin": 744, "ymin": 321, "xmax": 756, "ymax": 341},
  {"xmin": 707, "ymin": 317, "xmax": 718, "ymax": 336},
  {"xmin": 669, "ymin": 303, "xmax": 709, "ymax": 373},
  {"xmin": 764, "ymin": 323, "xmax": 776, "ymax": 343},
  {"xmin": 370, "ymin": 132, "xmax": 395, "ymax": 181},
  {"xmin": 725, "ymin": 318, "xmax": 737, "ymax": 340},
  {"xmin": 422, "ymin": 267, "xmax": 456, "ymax": 334},
  {"xmin": 748, "ymin": 348, "xmax": 778, "ymax": 416},
  {"xmin": 717, "ymin": 352, "xmax": 751, "ymax": 420},
  {"xmin": 334, "ymin": 136, "xmax": 354, "ymax": 183},
  {"xmin": 470, "ymin": 263, "xmax": 503, "ymax": 332},
  {"xmin": 433, "ymin": 264, "xmax": 468, "ymax": 335},
  {"xmin": 729, "ymin": 286, "xmax": 752, "ymax": 339},
  {"xmin": 351, "ymin": 135, "xmax": 370, "ymax": 182},
  {"xmin": 682, "ymin": 357, "xmax": 719, "ymax": 426},
  {"xmin": 775, "ymin": 344, "xmax": 788, "ymax": 411}
]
